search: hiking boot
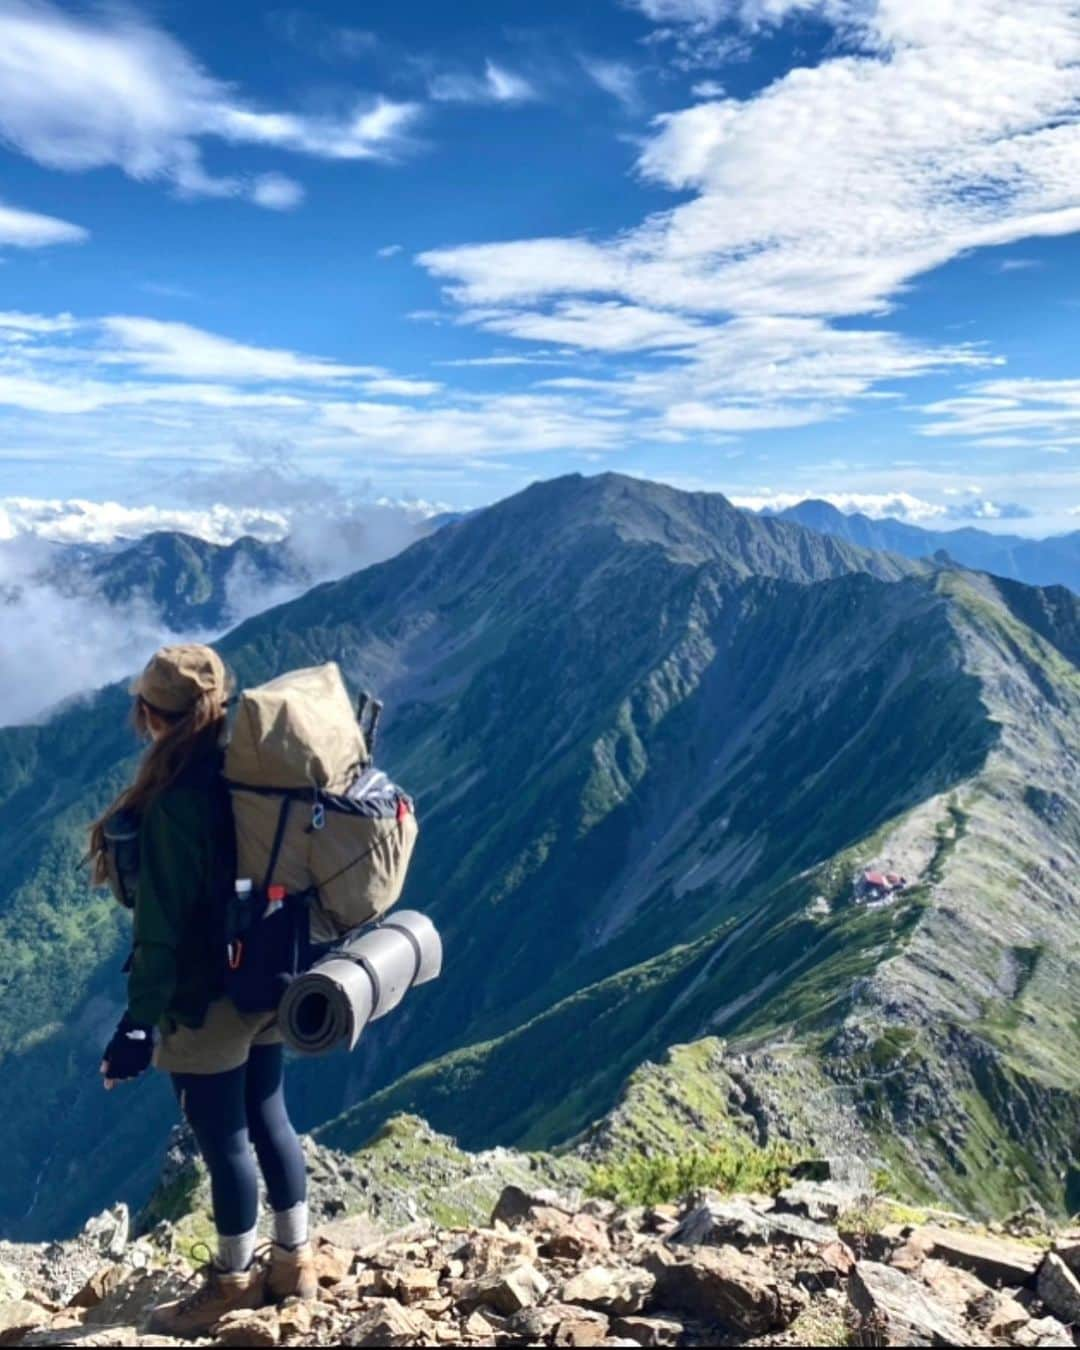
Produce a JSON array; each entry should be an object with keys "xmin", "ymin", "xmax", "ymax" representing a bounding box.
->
[
  {"xmin": 146, "ymin": 1262, "xmax": 264, "ymax": 1339},
  {"xmin": 265, "ymin": 1242, "xmax": 318, "ymax": 1303}
]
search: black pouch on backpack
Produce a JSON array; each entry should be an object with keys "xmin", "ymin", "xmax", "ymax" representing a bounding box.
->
[
  {"xmin": 224, "ymin": 886, "xmax": 313, "ymax": 1014},
  {"xmin": 224, "ymin": 797, "xmax": 316, "ymax": 1013}
]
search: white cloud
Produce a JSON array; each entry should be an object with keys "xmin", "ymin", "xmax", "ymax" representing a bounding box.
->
[
  {"xmin": 0, "ymin": 496, "xmax": 288, "ymax": 546},
  {"xmin": 0, "ymin": 1, "xmax": 420, "ymax": 208},
  {"xmin": 920, "ymin": 378, "xmax": 1080, "ymax": 444},
  {"xmin": 582, "ymin": 58, "xmax": 642, "ymax": 109},
  {"xmin": 359, "ymin": 377, "xmax": 443, "ymax": 397},
  {"xmin": 429, "ymin": 61, "xmax": 537, "ymax": 104},
  {"xmin": 733, "ymin": 489, "xmax": 951, "ymax": 521},
  {"xmin": 0, "ymin": 311, "xmax": 78, "ymax": 337},
  {"xmin": 98, "ymin": 317, "xmax": 375, "ymax": 382},
  {"xmin": 251, "ymin": 173, "xmax": 306, "ymax": 211},
  {"xmin": 416, "ymin": 0, "xmax": 1080, "ymax": 446},
  {"xmin": 321, "ymin": 393, "xmax": 625, "ymax": 456},
  {"xmin": 0, "ymin": 199, "xmax": 86, "ymax": 248},
  {"xmin": 0, "ymin": 481, "xmax": 444, "ymax": 724},
  {"xmin": 0, "ymin": 308, "xmax": 630, "ymax": 467},
  {"xmin": 377, "ymin": 244, "xmax": 404, "ymax": 258}
]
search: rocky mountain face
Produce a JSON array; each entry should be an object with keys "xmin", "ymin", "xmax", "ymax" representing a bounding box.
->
[
  {"xmin": 776, "ymin": 500, "xmax": 1080, "ymax": 594},
  {"xmin": 0, "ymin": 472, "xmax": 1077, "ymax": 1242},
  {"xmin": 42, "ymin": 531, "xmax": 306, "ymax": 632},
  {"xmin": 2, "ymin": 1099, "xmax": 1080, "ymax": 1349}
]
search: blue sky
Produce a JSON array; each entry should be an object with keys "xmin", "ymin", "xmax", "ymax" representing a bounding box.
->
[{"xmin": 1, "ymin": 0, "xmax": 1079, "ymax": 538}]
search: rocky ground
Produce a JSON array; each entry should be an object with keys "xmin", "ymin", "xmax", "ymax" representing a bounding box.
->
[{"xmin": 2, "ymin": 1170, "xmax": 1079, "ymax": 1348}]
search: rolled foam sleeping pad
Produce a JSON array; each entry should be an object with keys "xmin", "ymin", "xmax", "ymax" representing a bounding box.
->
[{"xmin": 278, "ymin": 910, "xmax": 442, "ymax": 1055}]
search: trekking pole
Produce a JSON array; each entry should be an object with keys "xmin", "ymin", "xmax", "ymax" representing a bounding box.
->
[{"xmin": 367, "ymin": 699, "xmax": 384, "ymax": 756}]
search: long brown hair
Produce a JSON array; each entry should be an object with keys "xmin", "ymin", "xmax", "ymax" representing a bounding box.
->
[{"xmin": 88, "ymin": 685, "xmax": 230, "ymax": 886}]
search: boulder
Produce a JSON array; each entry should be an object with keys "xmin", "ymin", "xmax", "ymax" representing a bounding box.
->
[
  {"xmin": 649, "ymin": 1245, "xmax": 804, "ymax": 1335},
  {"xmin": 919, "ymin": 1257, "xmax": 989, "ymax": 1311},
  {"xmin": 83, "ymin": 1270, "xmax": 189, "ymax": 1329},
  {"xmin": 0, "ymin": 1301, "xmax": 50, "ymax": 1345},
  {"xmin": 537, "ymin": 1211, "xmax": 611, "ymax": 1261},
  {"xmin": 1051, "ymin": 1231, "xmax": 1080, "ymax": 1280},
  {"xmin": 396, "ymin": 1266, "xmax": 442, "ymax": 1305},
  {"xmin": 668, "ymin": 1197, "xmax": 836, "ymax": 1250},
  {"xmin": 313, "ymin": 1239, "xmax": 354, "ymax": 1286},
  {"xmin": 277, "ymin": 1300, "xmax": 316, "ymax": 1339},
  {"xmin": 343, "ymin": 1301, "xmax": 437, "ymax": 1347},
  {"xmin": 455, "ymin": 1261, "xmax": 550, "ymax": 1316},
  {"xmin": 509, "ymin": 1303, "xmax": 611, "ymax": 1347},
  {"xmin": 611, "ymin": 1314, "xmax": 685, "ymax": 1346},
  {"xmin": 214, "ymin": 1307, "xmax": 281, "ymax": 1346},
  {"xmin": 80, "ymin": 1206, "xmax": 130, "ymax": 1262},
  {"xmin": 774, "ymin": 1180, "xmax": 854, "ymax": 1224},
  {"xmin": 847, "ymin": 1261, "xmax": 971, "ymax": 1347},
  {"xmin": 491, "ymin": 1185, "xmax": 571, "ymax": 1228},
  {"xmin": 561, "ymin": 1265, "xmax": 654, "ymax": 1317},
  {"xmin": 1013, "ymin": 1315, "xmax": 1074, "ymax": 1349},
  {"xmin": 1036, "ymin": 1252, "xmax": 1080, "ymax": 1326},
  {"xmin": 975, "ymin": 1291, "xmax": 1031, "ymax": 1339},
  {"xmin": 70, "ymin": 1265, "xmax": 129, "ymax": 1310},
  {"xmin": 917, "ymin": 1227, "xmax": 1041, "ymax": 1287}
]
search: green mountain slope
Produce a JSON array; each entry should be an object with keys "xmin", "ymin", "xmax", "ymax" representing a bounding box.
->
[
  {"xmin": 0, "ymin": 473, "xmax": 1075, "ymax": 1237},
  {"xmin": 51, "ymin": 530, "xmax": 303, "ymax": 631}
]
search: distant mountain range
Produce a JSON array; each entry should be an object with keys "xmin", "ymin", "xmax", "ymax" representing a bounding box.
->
[
  {"xmin": 41, "ymin": 531, "xmax": 306, "ymax": 632},
  {"xmin": 773, "ymin": 499, "xmax": 1080, "ymax": 592},
  {"xmin": 0, "ymin": 473, "xmax": 1077, "ymax": 1240}
]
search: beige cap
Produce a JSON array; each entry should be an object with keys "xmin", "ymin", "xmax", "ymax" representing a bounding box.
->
[{"xmin": 131, "ymin": 644, "xmax": 227, "ymax": 714}]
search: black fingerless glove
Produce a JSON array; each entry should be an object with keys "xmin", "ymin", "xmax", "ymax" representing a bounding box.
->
[{"xmin": 103, "ymin": 1012, "xmax": 155, "ymax": 1081}]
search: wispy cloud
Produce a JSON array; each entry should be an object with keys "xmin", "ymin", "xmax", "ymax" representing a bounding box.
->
[
  {"xmin": 251, "ymin": 173, "xmax": 306, "ymax": 211},
  {"xmin": 97, "ymin": 317, "xmax": 377, "ymax": 383},
  {"xmin": 0, "ymin": 199, "xmax": 86, "ymax": 248},
  {"xmin": 920, "ymin": 378, "xmax": 1080, "ymax": 447},
  {"xmin": 0, "ymin": 1, "xmax": 420, "ymax": 208},
  {"xmin": 581, "ymin": 57, "xmax": 642, "ymax": 109},
  {"xmin": 429, "ymin": 60, "xmax": 537, "ymax": 104},
  {"xmin": 416, "ymin": 0, "xmax": 1080, "ymax": 448}
]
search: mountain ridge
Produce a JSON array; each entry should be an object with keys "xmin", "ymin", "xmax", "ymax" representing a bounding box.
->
[
  {"xmin": 0, "ymin": 471, "xmax": 1076, "ymax": 1238},
  {"xmin": 775, "ymin": 498, "xmax": 1080, "ymax": 593}
]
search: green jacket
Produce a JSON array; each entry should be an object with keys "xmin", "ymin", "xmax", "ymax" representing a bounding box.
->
[{"xmin": 127, "ymin": 751, "xmax": 233, "ymax": 1029}]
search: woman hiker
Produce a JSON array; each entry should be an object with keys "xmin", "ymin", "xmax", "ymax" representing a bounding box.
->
[{"xmin": 89, "ymin": 644, "xmax": 316, "ymax": 1338}]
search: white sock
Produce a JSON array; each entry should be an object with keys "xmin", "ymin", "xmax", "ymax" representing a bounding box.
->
[
  {"xmin": 273, "ymin": 1201, "xmax": 309, "ymax": 1251},
  {"xmin": 216, "ymin": 1226, "xmax": 258, "ymax": 1273}
]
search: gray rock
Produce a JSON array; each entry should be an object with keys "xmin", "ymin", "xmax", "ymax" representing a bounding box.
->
[
  {"xmin": 456, "ymin": 1261, "xmax": 550, "ymax": 1316},
  {"xmin": 81, "ymin": 1205, "xmax": 129, "ymax": 1261},
  {"xmin": 668, "ymin": 1197, "xmax": 837, "ymax": 1250},
  {"xmin": 774, "ymin": 1180, "xmax": 855, "ymax": 1223},
  {"xmin": 1013, "ymin": 1315, "xmax": 1075, "ymax": 1349},
  {"xmin": 561, "ymin": 1265, "xmax": 655, "ymax": 1317},
  {"xmin": 83, "ymin": 1270, "xmax": 189, "ymax": 1330},
  {"xmin": 611, "ymin": 1314, "xmax": 685, "ymax": 1346},
  {"xmin": 917, "ymin": 1226, "xmax": 1041, "ymax": 1288},
  {"xmin": 1036, "ymin": 1252, "xmax": 1080, "ymax": 1326},
  {"xmin": 847, "ymin": 1261, "xmax": 971, "ymax": 1347}
]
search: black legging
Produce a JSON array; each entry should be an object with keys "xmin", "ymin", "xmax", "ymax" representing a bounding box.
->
[{"xmin": 172, "ymin": 1044, "xmax": 306, "ymax": 1237}]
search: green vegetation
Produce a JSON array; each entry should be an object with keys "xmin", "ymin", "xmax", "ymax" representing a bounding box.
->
[{"xmin": 588, "ymin": 1138, "xmax": 798, "ymax": 1207}]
